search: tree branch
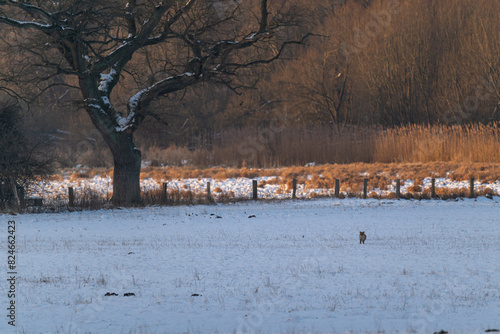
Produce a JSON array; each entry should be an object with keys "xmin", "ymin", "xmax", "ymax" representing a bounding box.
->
[
  {"xmin": 123, "ymin": 72, "xmax": 199, "ymax": 132},
  {"xmin": 94, "ymin": 0, "xmax": 197, "ymax": 74},
  {"xmin": 0, "ymin": 15, "xmax": 53, "ymax": 32},
  {"xmin": 260, "ymin": 0, "xmax": 268, "ymax": 32},
  {"xmin": 223, "ymin": 33, "xmax": 313, "ymax": 71}
]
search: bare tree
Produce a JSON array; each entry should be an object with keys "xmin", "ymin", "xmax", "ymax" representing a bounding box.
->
[
  {"xmin": 0, "ymin": 0, "xmax": 309, "ymax": 205},
  {"xmin": 279, "ymin": 46, "xmax": 351, "ymax": 126}
]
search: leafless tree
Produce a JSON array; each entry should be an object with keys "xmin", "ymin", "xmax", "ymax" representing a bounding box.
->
[
  {"xmin": 0, "ymin": 0, "xmax": 309, "ymax": 205},
  {"xmin": 279, "ymin": 46, "xmax": 351, "ymax": 126}
]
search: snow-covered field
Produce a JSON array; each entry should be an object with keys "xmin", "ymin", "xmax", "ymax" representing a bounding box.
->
[{"xmin": 2, "ymin": 198, "xmax": 499, "ymax": 333}]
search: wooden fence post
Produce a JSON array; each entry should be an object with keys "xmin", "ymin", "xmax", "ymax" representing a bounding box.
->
[
  {"xmin": 292, "ymin": 178, "xmax": 297, "ymax": 199},
  {"xmin": 395, "ymin": 179, "xmax": 400, "ymax": 199},
  {"xmin": 335, "ymin": 178, "xmax": 340, "ymax": 198},
  {"xmin": 207, "ymin": 181, "xmax": 212, "ymax": 200},
  {"xmin": 363, "ymin": 178, "xmax": 368, "ymax": 199},
  {"xmin": 68, "ymin": 187, "xmax": 74, "ymax": 207},
  {"xmin": 431, "ymin": 178, "xmax": 436, "ymax": 198},
  {"xmin": 10, "ymin": 178, "xmax": 20, "ymax": 209},
  {"xmin": 162, "ymin": 182, "xmax": 168, "ymax": 203},
  {"xmin": 252, "ymin": 180, "xmax": 258, "ymax": 200},
  {"xmin": 470, "ymin": 177, "xmax": 474, "ymax": 198}
]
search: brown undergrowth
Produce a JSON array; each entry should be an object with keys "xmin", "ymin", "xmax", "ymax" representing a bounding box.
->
[
  {"xmin": 63, "ymin": 162, "xmax": 500, "ymax": 193},
  {"xmin": 19, "ymin": 162, "xmax": 499, "ymax": 213}
]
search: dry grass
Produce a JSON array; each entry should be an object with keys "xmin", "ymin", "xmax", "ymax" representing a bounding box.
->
[
  {"xmin": 30, "ymin": 160, "xmax": 500, "ymax": 212},
  {"xmin": 63, "ymin": 161, "xmax": 500, "ymax": 196},
  {"xmin": 138, "ymin": 123, "xmax": 500, "ymax": 168},
  {"xmin": 61, "ymin": 123, "xmax": 500, "ymax": 170},
  {"xmin": 373, "ymin": 124, "xmax": 500, "ymax": 163}
]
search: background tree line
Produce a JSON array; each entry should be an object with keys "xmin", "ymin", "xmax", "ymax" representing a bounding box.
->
[{"xmin": 1, "ymin": 0, "xmax": 499, "ymax": 168}]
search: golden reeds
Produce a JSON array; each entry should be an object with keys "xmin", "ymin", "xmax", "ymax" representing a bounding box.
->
[{"xmin": 140, "ymin": 123, "xmax": 500, "ymax": 168}]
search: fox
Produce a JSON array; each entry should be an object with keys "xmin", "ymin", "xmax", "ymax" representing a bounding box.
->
[{"xmin": 359, "ymin": 231, "xmax": 367, "ymax": 244}]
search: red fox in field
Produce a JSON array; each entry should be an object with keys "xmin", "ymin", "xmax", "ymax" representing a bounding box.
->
[{"xmin": 359, "ymin": 232, "xmax": 366, "ymax": 244}]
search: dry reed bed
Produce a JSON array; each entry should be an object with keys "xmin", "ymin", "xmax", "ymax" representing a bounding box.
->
[{"xmin": 141, "ymin": 123, "xmax": 500, "ymax": 168}]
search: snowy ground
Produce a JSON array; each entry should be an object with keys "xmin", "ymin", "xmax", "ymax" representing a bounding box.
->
[{"xmin": 1, "ymin": 198, "xmax": 499, "ymax": 333}]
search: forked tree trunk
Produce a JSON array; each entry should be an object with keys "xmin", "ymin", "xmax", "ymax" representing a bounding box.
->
[{"xmin": 110, "ymin": 132, "xmax": 142, "ymax": 206}]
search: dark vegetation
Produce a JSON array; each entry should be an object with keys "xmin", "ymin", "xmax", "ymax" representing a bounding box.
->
[{"xmin": 0, "ymin": 103, "xmax": 53, "ymax": 209}]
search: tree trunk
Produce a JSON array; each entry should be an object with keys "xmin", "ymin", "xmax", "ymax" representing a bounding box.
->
[
  {"xmin": 79, "ymin": 75, "xmax": 143, "ymax": 206},
  {"xmin": 110, "ymin": 132, "xmax": 142, "ymax": 206}
]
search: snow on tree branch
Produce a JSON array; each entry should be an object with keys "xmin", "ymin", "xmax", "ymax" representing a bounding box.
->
[
  {"xmin": 121, "ymin": 72, "xmax": 197, "ymax": 132},
  {"xmin": 0, "ymin": 16, "xmax": 52, "ymax": 31}
]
